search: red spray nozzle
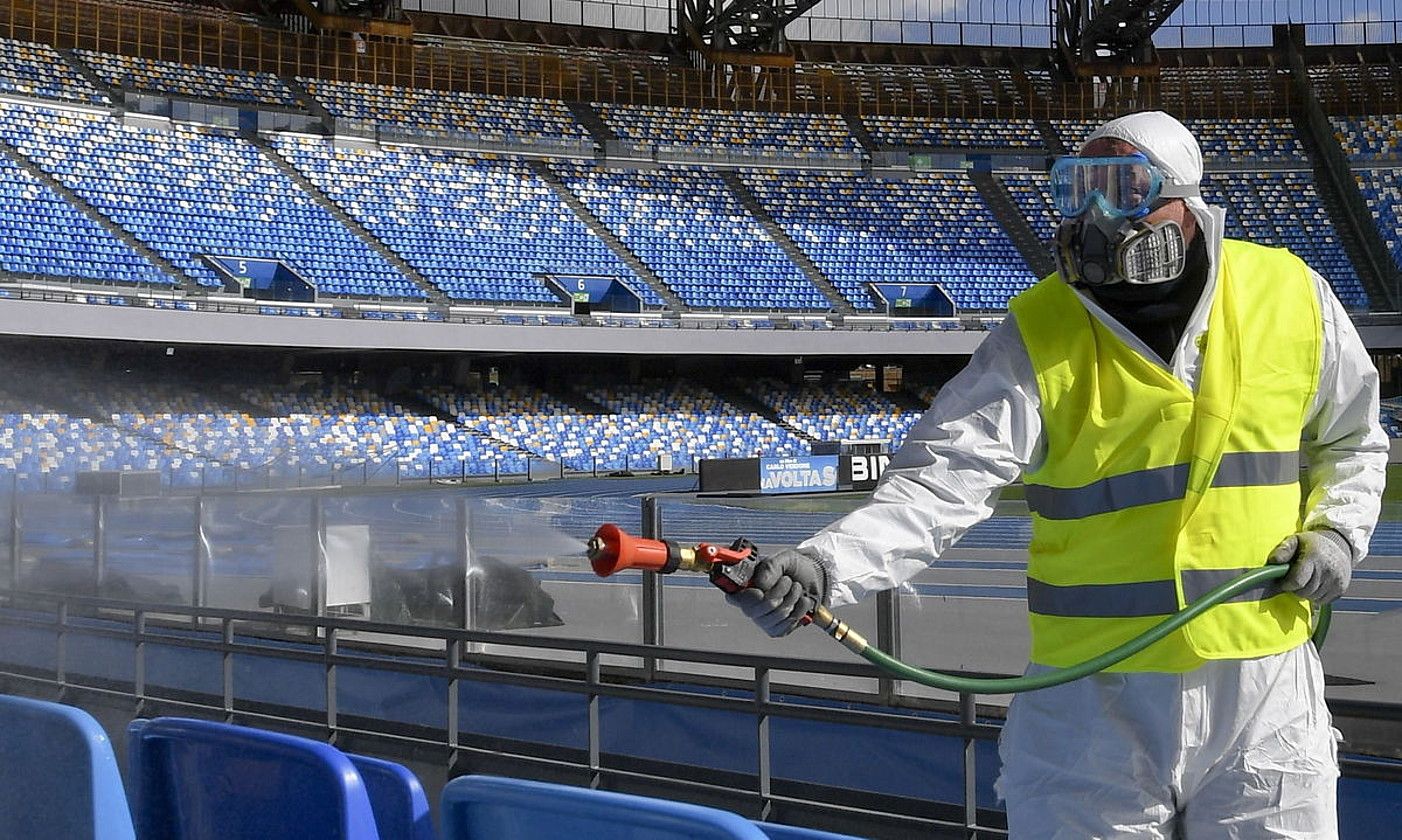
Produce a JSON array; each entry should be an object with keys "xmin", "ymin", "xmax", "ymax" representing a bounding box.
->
[{"xmin": 586, "ymin": 523, "xmax": 674, "ymax": 576}]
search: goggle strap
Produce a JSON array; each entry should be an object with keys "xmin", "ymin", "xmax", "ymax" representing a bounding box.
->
[{"xmin": 1158, "ymin": 182, "xmax": 1200, "ymax": 199}]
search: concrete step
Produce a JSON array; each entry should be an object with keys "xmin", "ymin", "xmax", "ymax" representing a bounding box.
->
[
  {"xmin": 969, "ymin": 169, "xmax": 1056, "ymax": 280},
  {"xmin": 526, "ymin": 158, "xmax": 686, "ymax": 312},
  {"xmin": 251, "ymin": 134, "xmax": 449, "ymax": 305},
  {"xmin": 717, "ymin": 170, "xmax": 853, "ymax": 315},
  {"xmin": 0, "ymin": 138, "xmax": 194, "ymax": 291}
]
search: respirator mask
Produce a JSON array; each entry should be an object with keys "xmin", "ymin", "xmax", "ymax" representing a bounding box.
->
[{"xmin": 1049, "ymin": 153, "xmax": 1199, "ymax": 287}]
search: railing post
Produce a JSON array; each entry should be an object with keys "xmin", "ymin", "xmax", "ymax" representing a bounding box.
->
[
  {"xmin": 640, "ymin": 495, "xmax": 663, "ymax": 682},
  {"xmin": 194, "ymin": 495, "xmax": 210, "ymax": 624},
  {"xmin": 9, "ymin": 478, "xmax": 20, "ymax": 591},
  {"xmin": 961, "ymin": 691, "xmax": 978, "ymax": 838},
  {"xmin": 325, "ymin": 626, "xmax": 338, "ymax": 742},
  {"xmin": 135, "ymin": 609, "xmax": 147, "ymax": 715},
  {"xmin": 93, "ymin": 494, "xmax": 107, "ymax": 596},
  {"xmin": 756, "ymin": 666, "xmax": 772, "ymax": 822},
  {"xmin": 56, "ymin": 600, "xmax": 68, "ymax": 701},
  {"xmin": 311, "ymin": 495, "xmax": 326, "ymax": 621},
  {"xmin": 222, "ymin": 618, "xmax": 235, "ymax": 722},
  {"xmin": 587, "ymin": 650, "xmax": 601, "ymax": 789},
  {"xmin": 456, "ymin": 496, "xmax": 476, "ymax": 636},
  {"xmin": 446, "ymin": 638, "xmax": 461, "ymax": 764},
  {"xmin": 875, "ymin": 588, "xmax": 902, "ymax": 704}
]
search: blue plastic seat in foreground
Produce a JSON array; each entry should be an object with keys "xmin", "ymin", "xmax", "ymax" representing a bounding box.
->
[
  {"xmin": 0, "ymin": 694, "xmax": 136, "ymax": 840},
  {"xmin": 754, "ymin": 821, "xmax": 869, "ymax": 839},
  {"xmin": 127, "ymin": 717, "xmax": 380, "ymax": 840},
  {"xmin": 440, "ymin": 774, "xmax": 771, "ymax": 839},
  {"xmin": 347, "ymin": 753, "xmax": 434, "ymax": 840}
]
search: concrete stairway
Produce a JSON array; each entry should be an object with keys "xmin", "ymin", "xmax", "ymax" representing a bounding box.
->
[
  {"xmin": 717, "ymin": 171, "xmax": 855, "ymax": 314},
  {"xmin": 842, "ymin": 114, "xmax": 879, "ymax": 152},
  {"xmin": 565, "ymin": 101, "xmax": 617, "ymax": 146},
  {"xmin": 968, "ymin": 169, "xmax": 1056, "ymax": 280},
  {"xmin": 0, "ymin": 139, "xmax": 194, "ymax": 291},
  {"xmin": 251, "ymin": 134, "xmax": 449, "ymax": 304},
  {"xmin": 525, "ymin": 158, "xmax": 687, "ymax": 312}
]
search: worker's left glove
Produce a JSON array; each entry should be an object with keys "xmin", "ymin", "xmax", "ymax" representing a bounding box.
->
[
  {"xmin": 725, "ymin": 547, "xmax": 829, "ymax": 638},
  {"xmin": 1267, "ymin": 528, "xmax": 1354, "ymax": 604}
]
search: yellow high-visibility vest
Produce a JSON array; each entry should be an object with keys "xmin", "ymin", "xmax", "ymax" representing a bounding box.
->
[{"xmin": 1009, "ymin": 239, "xmax": 1321, "ymax": 672}]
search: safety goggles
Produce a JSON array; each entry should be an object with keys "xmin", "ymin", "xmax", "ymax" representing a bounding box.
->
[{"xmin": 1049, "ymin": 154, "xmax": 1197, "ymax": 220}]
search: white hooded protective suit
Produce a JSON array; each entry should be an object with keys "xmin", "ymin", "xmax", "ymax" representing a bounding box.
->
[{"xmin": 799, "ymin": 111, "xmax": 1388, "ymax": 838}]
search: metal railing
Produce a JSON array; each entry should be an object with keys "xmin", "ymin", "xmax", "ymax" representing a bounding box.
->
[
  {"xmin": 2, "ymin": 0, "xmax": 1372, "ymax": 119},
  {"xmin": 0, "ymin": 587, "xmax": 1006, "ymax": 837}
]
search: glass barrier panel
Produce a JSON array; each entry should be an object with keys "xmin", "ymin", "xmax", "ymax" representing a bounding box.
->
[
  {"xmin": 17, "ymin": 493, "xmax": 97, "ymax": 596},
  {"xmin": 657, "ymin": 498, "xmax": 882, "ymax": 694},
  {"xmin": 324, "ymin": 490, "xmax": 460, "ymax": 627},
  {"xmin": 202, "ymin": 493, "xmax": 313, "ymax": 613},
  {"xmin": 466, "ymin": 495, "xmax": 643, "ymax": 654},
  {"xmin": 102, "ymin": 496, "xmax": 196, "ymax": 606},
  {"xmin": 0, "ymin": 484, "xmax": 12, "ymax": 590}
]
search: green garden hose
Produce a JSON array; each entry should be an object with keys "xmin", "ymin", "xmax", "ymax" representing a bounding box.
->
[{"xmin": 808, "ymin": 564, "xmax": 1329, "ymax": 694}]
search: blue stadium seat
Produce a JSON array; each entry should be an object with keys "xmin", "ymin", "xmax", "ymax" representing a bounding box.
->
[
  {"xmin": 440, "ymin": 774, "xmax": 771, "ymax": 839},
  {"xmin": 346, "ymin": 754, "xmax": 434, "ymax": 840},
  {"xmin": 753, "ymin": 822, "xmax": 868, "ymax": 840},
  {"xmin": 126, "ymin": 717, "xmax": 380, "ymax": 840},
  {"xmin": 0, "ymin": 693, "xmax": 136, "ymax": 840}
]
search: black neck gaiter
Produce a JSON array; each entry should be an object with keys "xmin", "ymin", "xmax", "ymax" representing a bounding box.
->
[{"xmin": 1087, "ymin": 233, "xmax": 1210, "ymax": 364}]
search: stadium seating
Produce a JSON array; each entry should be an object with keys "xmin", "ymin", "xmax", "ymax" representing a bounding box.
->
[
  {"xmin": 75, "ymin": 50, "xmax": 300, "ymax": 107},
  {"xmin": 127, "ymin": 717, "xmax": 381, "ymax": 840},
  {"xmin": 754, "ymin": 824, "xmax": 868, "ymax": 840},
  {"xmin": 345, "ymin": 755, "xmax": 435, "ymax": 840},
  {"xmin": 303, "ymin": 77, "xmax": 590, "ymax": 145},
  {"xmin": 1200, "ymin": 170, "xmax": 1369, "ymax": 309},
  {"xmin": 0, "ymin": 154, "xmax": 173, "ymax": 285},
  {"xmin": 0, "ymin": 694, "xmax": 136, "ymax": 840},
  {"xmin": 271, "ymin": 136, "xmax": 652, "ymax": 304},
  {"xmin": 554, "ymin": 163, "xmax": 828, "ymax": 310},
  {"xmin": 0, "ymin": 102, "xmax": 420, "ymax": 297},
  {"xmin": 1331, "ymin": 115, "xmax": 1402, "ymax": 160},
  {"xmin": 745, "ymin": 377, "xmax": 921, "ymax": 447},
  {"xmin": 0, "ymin": 37, "xmax": 108, "ymax": 105},
  {"xmin": 998, "ymin": 171, "xmax": 1059, "ymax": 244},
  {"xmin": 440, "ymin": 774, "xmax": 770, "ymax": 839},
  {"xmin": 860, "ymin": 115, "xmax": 1042, "ymax": 149},
  {"xmin": 1184, "ymin": 118, "xmax": 1307, "ymax": 162},
  {"xmin": 423, "ymin": 379, "xmax": 811, "ymax": 472},
  {"xmin": 595, "ymin": 103, "xmax": 860, "ymax": 156},
  {"xmin": 1381, "ymin": 397, "xmax": 1402, "ymax": 437},
  {"xmin": 739, "ymin": 170, "xmax": 1036, "ymax": 311}
]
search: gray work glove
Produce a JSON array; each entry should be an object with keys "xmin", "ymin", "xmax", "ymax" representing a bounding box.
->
[
  {"xmin": 725, "ymin": 547, "xmax": 829, "ymax": 638},
  {"xmin": 1266, "ymin": 528, "xmax": 1354, "ymax": 604}
]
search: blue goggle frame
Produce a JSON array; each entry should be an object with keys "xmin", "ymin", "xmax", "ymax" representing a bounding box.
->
[{"xmin": 1049, "ymin": 153, "xmax": 1167, "ymax": 220}]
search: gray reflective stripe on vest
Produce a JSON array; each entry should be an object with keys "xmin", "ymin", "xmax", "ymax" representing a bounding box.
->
[
  {"xmin": 1027, "ymin": 567, "xmax": 1275, "ymax": 618},
  {"xmin": 1025, "ymin": 451, "xmax": 1299, "ymax": 520}
]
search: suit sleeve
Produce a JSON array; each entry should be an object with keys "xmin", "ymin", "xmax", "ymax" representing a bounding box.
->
[
  {"xmin": 1300, "ymin": 271, "xmax": 1389, "ymax": 563},
  {"xmin": 799, "ymin": 317, "xmax": 1045, "ymax": 607}
]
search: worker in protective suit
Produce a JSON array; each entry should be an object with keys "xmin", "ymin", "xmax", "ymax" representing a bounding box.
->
[{"xmin": 727, "ymin": 111, "xmax": 1388, "ymax": 838}]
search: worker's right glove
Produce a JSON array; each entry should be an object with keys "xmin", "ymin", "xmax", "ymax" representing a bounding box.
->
[
  {"xmin": 725, "ymin": 547, "xmax": 829, "ymax": 638},
  {"xmin": 1267, "ymin": 528, "xmax": 1354, "ymax": 604}
]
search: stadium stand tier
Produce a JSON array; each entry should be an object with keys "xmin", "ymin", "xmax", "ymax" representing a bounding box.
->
[
  {"xmin": 739, "ymin": 170, "xmax": 1036, "ymax": 311},
  {"xmin": 553, "ymin": 163, "xmax": 828, "ymax": 310},
  {"xmin": 0, "ymin": 37, "xmax": 1395, "ymax": 326},
  {"xmin": 271, "ymin": 137, "xmax": 649, "ymax": 304},
  {"xmin": 860, "ymin": 115, "xmax": 1042, "ymax": 149},
  {"xmin": 303, "ymin": 77, "xmax": 591, "ymax": 145},
  {"xmin": 0, "ymin": 101, "xmax": 419, "ymax": 297},
  {"xmin": 595, "ymin": 103, "xmax": 861, "ymax": 157},
  {"xmin": 0, "ymin": 37, "xmax": 108, "ymax": 106},
  {"xmin": 744, "ymin": 378, "xmax": 921, "ymax": 448},
  {"xmin": 74, "ymin": 50, "xmax": 300, "ymax": 108},
  {"xmin": 0, "ymin": 155, "xmax": 172, "ymax": 285}
]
